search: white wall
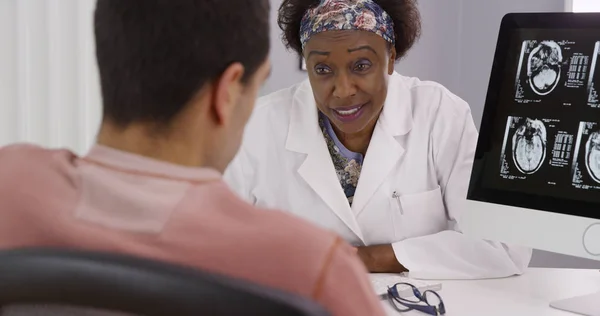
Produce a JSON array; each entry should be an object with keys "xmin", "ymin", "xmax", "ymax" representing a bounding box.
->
[
  {"xmin": 457, "ymin": 0, "xmax": 566, "ymax": 129},
  {"xmin": 396, "ymin": 1, "xmax": 463, "ymax": 94},
  {"xmin": 0, "ymin": 0, "xmax": 100, "ymax": 155},
  {"xmin": 261, "ymin": 0, "xmax": 307, "ymax": 95},
  {"xmin": 572, "ymin": 0, "xmax": 600, "ymax": 12}
]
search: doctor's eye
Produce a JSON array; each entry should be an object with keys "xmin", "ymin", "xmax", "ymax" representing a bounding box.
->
[
  {"xmin": 353, "ymin": 60, "xmax": 372, "ymax": 72},
  {"xmin": 314, "ymin": 64, "xmax": 332, "ymax": 75}
]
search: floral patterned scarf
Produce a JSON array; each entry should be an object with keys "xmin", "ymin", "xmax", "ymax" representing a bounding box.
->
[{"xmin": 299, "ymin": 0, "xmax": 396, "ymax": 49}]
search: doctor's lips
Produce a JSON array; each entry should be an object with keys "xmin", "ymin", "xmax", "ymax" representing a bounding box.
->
[{"xmin": 331, "ymin": 102, "xmax": 369, "ymax": 123}]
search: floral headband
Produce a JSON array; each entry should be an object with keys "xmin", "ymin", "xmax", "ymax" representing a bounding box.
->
[{"xmin": 299, "ymin": 0, "xmax": 396, "ymax": 50}]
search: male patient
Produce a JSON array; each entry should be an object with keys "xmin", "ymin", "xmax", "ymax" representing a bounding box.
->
[{"xmin": 0, "ymin": 1, "xmax": 384, "ymax": 315}]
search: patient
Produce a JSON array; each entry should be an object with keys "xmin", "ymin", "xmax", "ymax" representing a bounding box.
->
[{"xmin": 0, "ymin": 1, "xmax": 384, "ymax": 315}]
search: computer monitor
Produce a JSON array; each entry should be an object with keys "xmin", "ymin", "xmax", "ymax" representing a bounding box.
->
[{"xmin": 461, "ymin": 12, "xmax": 600, "ymax": 316}]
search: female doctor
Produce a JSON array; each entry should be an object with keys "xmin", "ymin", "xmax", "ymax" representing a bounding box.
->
[{"xmin": 225, "ymin": 0, "xmax": 532, "ymax": 279}]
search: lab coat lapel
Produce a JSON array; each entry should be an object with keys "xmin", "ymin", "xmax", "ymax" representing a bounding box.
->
[
  {"xmin": 351, "ymin": 73, "xmax": 413, "ymax": 216},
  {"xmin": 285, "ymin": 81, "xmax": 365, "ymax": 242}
]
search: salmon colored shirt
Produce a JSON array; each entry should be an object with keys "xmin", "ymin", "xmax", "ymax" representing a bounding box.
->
[{"xmin": 0, "ymin": 144, "xmax": 384, "ymax": 316}]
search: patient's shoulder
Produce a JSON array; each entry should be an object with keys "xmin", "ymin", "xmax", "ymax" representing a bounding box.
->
[
  {"xmin": 0, "ymin": 143, "xmax": 76, "ymax": 164},
  {"xmin": 0, "ymin": 143, "xmax": 45, "ymax": 158},
  {"xmin": 0, "ymin": 143, "xmax": 78, "ymax": 190}
]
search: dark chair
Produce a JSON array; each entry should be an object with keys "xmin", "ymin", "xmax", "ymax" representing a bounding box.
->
[{"xmin": 0, "ymin": 248, "xmax": 330, "ymax": 316}]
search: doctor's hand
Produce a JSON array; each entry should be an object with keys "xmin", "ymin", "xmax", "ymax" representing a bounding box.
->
[{"xmin": 356, "ymin": 244, "xmax": 408, "ymax": 273}]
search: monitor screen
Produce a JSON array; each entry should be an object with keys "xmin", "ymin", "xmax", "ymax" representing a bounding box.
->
[{"xmin": 469, "ymin": 15, "xmax": 600, "ymax": 220}]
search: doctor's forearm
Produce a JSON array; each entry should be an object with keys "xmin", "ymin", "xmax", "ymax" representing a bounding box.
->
[{"xmin": 356, "ymin": 244, "xmax": 408, "ymax": 273}]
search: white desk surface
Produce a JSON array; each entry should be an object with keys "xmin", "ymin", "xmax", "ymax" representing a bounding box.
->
[{"xmin": 374, "ymin": 268, "xmax": 600, "ymax": 316}]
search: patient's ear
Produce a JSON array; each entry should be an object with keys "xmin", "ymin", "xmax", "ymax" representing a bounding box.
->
[{"xmin": 212, "ymin": 62, "xmax": 245, "ymax": 125}]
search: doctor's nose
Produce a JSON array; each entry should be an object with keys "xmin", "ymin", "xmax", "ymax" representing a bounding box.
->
[{"xmin": 332, "ymin": 74, "xmax": 357, "ymax": 99}]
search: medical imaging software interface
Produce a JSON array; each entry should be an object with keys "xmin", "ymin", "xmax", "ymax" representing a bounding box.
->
[{"xmin": 483, "ymin": 29, "xmax": 600, "ymax": 204}]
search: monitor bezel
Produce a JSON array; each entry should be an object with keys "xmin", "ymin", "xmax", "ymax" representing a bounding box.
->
[{"xmin": 467, "ymin": 12, "xmax": 600, "ymax": 221}]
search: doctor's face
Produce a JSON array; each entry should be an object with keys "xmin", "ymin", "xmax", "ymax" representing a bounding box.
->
[{"xmin": 304, "ymin": 30, "xmax": 396, "ymax": 136}]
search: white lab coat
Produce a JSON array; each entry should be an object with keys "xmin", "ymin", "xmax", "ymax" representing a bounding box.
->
[{"xmin": 225, "ymin": 72, "xmax": 532, "ymax": 280}]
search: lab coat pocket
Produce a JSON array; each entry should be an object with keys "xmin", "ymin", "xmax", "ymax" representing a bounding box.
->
[{"xmin": 392, "ymin": 186, "xmax": 447, "ymax": 239}]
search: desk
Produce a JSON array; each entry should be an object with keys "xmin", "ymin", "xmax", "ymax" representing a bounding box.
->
[{"xmin": 374, "ymin": 268, "xmax": 600, "ymax": 315}]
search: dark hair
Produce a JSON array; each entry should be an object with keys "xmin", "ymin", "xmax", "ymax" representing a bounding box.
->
[
  {"xmin": 94, "ymin": 0, "xmax": 270, "ymax": 127},
  {"xmin": 278, "ymin": 0, "xmax": 421, "ymax": 60}
]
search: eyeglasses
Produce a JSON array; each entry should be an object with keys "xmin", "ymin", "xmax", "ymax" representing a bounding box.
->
[{"xmin": 385, "ymin": 282, "xmax": 446, "ymax": 315}]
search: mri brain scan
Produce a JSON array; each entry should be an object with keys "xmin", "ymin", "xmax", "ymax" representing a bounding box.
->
[
  {"xmin": 512, "ymin": 118, "xmax": 547, "ymax": 174},
  {"xmin": 585, "ymin": 131, "xmax": 600, "ymax": 183},
  {"xmin": 527, "ymin": 41, "xmax": 563, "ymax": 96}
]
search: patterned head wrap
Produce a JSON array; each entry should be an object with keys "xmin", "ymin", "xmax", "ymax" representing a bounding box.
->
[{"xmin": 299, "ymin": 0, "xmax": 395, "ymax": 49}]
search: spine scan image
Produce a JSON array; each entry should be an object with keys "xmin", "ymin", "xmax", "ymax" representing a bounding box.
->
[
  {"xmin": 527, "ymin": 41, "xmax": 563, "ymax": 96},
  {"xmin": 585, "ymin": 131, "xmax": 600, "ymax": 183},
  {"xmin": 512, "ymin": 118, "xmax": 547, "ymax": 174}
]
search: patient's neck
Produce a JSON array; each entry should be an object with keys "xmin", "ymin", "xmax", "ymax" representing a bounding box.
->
[{"xmin": 96, "ymin": 120, "xmax": 208, "ymax": 168}]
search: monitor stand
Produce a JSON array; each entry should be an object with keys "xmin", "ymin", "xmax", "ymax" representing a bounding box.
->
[
  {"xmin": 550, "ymin": 223, "xmax": 600, "ymax": 316},
  {"xmin": 550, "ymin": 292, "xmax": 600, "ymax": 316}
]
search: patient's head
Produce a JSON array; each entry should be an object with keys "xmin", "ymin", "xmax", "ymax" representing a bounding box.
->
[{"xmin": 94, "ymin": 0, "xmax": 271, "ymax": 172}]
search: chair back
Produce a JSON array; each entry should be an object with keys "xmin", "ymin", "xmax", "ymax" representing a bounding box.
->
[{"xmin": 0, "ymin": 248, "xmax": 330, "ymax": 316}]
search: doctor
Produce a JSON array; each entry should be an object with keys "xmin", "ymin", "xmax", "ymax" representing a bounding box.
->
[{"xmin": 225, "ymin": 0, "xmax": 532, "ymax": 279}]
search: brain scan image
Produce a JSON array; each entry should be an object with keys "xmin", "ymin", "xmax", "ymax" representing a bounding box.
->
[
  {"xmin": 512, "ymin": 118, "xmax": 547, "ymax": 174},
  {"xmin": 585, "ymin": 131, "xmax": 600, "ymax": 183},
  {"xmin": 527, "ymin": 41, "xmax": 563, "ymax": 96}
]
